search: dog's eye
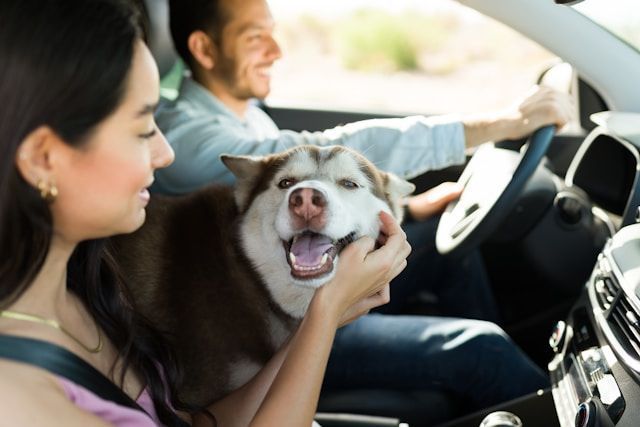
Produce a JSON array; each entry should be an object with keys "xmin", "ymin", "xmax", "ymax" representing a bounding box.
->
[
  {"xmin": 278, "ymin": 178, "xmax": 297, "ymax": 189},
  {"xmin": 339, "ymin": 179, "xmax": 359, "ymax": 190}
]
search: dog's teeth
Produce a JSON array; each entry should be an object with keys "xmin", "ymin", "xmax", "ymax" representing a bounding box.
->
[
  {"xmin": 289, "ymin": 252, "xmax": 296, "ymax": 265},
  {"xmin": 321, "ymin": 253, "xmax": 328, "ymax": 266}
]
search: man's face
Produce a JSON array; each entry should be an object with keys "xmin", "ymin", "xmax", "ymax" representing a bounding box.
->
[{"xmin": 213, "ymin": 0, "xmax": 282, "ymax": 101}]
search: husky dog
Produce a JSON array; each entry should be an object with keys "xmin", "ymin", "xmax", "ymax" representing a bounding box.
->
[{"xmin": 112, "ymin": 145, "xmax": 415, "ymax": 406}]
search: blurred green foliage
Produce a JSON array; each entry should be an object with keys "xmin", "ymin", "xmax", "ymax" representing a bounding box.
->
[{"xmin": 337, "ymin": 9, "xmax": 450, "ymax": 72}]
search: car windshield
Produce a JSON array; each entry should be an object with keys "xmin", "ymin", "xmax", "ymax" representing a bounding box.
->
[{"xmin": 572, "ymin": 0, "xmax": 640, "ymax": 53}]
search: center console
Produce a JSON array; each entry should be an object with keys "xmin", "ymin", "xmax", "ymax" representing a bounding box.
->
[
  {"xmin": 549, "ymin": 223, "xmax": 640, "ymax": 427},
  {"xmin": 439, "ymin": 223, "xmax": 640, "ymax": 427}
]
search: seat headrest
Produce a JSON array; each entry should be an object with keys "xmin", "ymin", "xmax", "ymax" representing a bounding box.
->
[{"xmin": 143, "ymin": 0, "xmax": 178, "ymax": 78}]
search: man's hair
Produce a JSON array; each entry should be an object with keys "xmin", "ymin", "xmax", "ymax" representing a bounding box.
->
[{"xmin": 168, "ymin": 0, "xmax": 230, "ymax": 70}]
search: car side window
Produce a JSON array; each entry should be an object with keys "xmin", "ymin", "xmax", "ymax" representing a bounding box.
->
[{"xmin": 267, "ymin": 0, "xmax": 558, "ymax": 116}]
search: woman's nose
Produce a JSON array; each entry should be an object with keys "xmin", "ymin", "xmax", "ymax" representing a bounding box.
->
[{"xmin": 151, "ymin": 130, "xmax": 175, "ymax": 170}]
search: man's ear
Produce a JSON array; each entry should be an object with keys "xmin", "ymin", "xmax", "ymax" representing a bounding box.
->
[
  {"xmin": 187, "ymin": 30, "xmax": 217, "ymax": 71},
  {"xmin": 220, "ymin": 154, "xmax": 266, "ymax": 210},
  {"xmin": 15, "ymin": 126, "xmax": 65, "ymax": 188}
]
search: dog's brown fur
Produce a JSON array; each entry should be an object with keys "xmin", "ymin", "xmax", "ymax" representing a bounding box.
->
[
  {"xmin": 112, "ymin": 186, "xmax": 296, "ymax": 405},
  {"xmin": 111, "ymin": 145, "xmax": 414, "ymax": 407}
]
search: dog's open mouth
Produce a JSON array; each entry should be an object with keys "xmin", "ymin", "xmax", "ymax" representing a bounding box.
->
[{"xmin": 283, "ymin": 231, "xmax": 356, "ymax": 280}]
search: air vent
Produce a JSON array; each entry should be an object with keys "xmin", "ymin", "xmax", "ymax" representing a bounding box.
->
[
  {"xmin": 608, "ymin": 294, "xmax": 640, "ymax": 361},
  {"xmin": 595, "ymin": 276, "xmax": 621, "ymax": 310}
]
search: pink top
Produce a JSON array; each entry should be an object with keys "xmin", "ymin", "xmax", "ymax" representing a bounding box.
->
[{"xmin": 57, "ymin": 377, "xmax": 163, "ymax": 426}]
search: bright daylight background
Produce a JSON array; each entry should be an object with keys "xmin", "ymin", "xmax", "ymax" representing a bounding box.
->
[{"xmin": 266, "ymin": 0, "xmax": 557, "ymax": 115}]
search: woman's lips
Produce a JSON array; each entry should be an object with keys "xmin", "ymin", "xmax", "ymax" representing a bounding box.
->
[{"xmin": 139, "ymin": 188, "xmax": 150, "ymax": 204}]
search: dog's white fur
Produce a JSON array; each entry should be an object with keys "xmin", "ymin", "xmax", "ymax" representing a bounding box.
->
[
  {"xmin": 227, "ymin": 146, "xmax": 414, "ymax": 318},
  {"xmin": 115, "ymin": 145, "xmax": 414, "ymax": 405}
]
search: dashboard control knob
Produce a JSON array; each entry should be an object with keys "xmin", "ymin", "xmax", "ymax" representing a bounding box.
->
[
  {"xmin": 555, "ymin": 193, "xmax": 584, "ymax": 225},
  {"xmin": 480, "ymin": 411, "xmax": 522, "ymax": 427},
  {"xmin": 575, "ymin": 401, "xmax": 594, "ymax": 427},
  {"xmin": 575, "ymin": 397, "xmax": 615, "ymax": 427}
]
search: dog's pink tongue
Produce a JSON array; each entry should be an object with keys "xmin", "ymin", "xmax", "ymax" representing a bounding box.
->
[{"xmin": 291, "ymin": 234, "xmax": 333, "ymax": 266}]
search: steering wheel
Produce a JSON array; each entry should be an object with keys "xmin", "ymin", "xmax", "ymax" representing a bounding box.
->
[{"xmin": 435, "ymin": 125, "xmax": 556, "ymax": 256}]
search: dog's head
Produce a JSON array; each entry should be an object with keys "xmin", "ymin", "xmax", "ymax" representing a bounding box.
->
[{"xmin": 222, "ymin": 145, "xmax": 414, "ymax": 316}]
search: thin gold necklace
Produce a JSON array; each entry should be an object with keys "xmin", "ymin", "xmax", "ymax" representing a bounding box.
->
[{"xmin": 0, "ymin": 310, "xmax": 103, "ymax": 354}]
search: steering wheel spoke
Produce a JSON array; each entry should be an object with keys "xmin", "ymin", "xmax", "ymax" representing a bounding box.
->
[{"xmin": 436, "ymin": 126, "xmax": 556, "ymax": 256}]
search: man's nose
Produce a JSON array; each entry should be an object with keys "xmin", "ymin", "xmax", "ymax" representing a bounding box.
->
[
  {"xmin": 268, "ymin": 35, "xmax": 282, "ymax": 60},
  {"xmin": 289, "ymin": 187, "xmax": 326, "ymax": 221}
]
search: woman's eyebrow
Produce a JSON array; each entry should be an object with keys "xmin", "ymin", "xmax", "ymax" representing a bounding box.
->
[{"xmin": 135, "ymin": 102, "xmax": 159, "ymax": 118}]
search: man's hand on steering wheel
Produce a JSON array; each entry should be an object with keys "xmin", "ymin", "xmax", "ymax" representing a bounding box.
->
[
  {"xmin": 461, "ymin": 85, "xmax": 574, "ymax": 148},
  {"xmin": 503, "ymin": 85, "xmax": 575, "ymax": 140},
  {"xmin": 406, "ymin": 182, "xmax": 464, "ymax": 222}
]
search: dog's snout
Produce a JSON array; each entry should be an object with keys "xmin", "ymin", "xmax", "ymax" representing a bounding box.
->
[
  {"xmin": 289, "ymin": 187, "xmax": 327, "ymax": 228},
  {"xmin": 290, "ymin": 188, "xmax": 326, "ymax": 209}
]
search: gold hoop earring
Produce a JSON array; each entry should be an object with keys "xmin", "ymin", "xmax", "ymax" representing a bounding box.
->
[{"xmin": 37, "ymin": 180, "xmax": 58, "ymax": 203}]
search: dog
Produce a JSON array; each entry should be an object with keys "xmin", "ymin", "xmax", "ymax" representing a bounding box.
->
[{"xmin": 111, "ymin": 145, "xmax": 415, "ymax": 406}]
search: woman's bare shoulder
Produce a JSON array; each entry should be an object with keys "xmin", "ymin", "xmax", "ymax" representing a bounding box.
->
[{"xmin": 0, "ymin": 359, "xmax": 112, "ymax": 426}]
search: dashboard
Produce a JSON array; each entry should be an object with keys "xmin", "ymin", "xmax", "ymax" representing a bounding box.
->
[
  {"xmin": 549, "ymin": 223, "xmax": 640, "ymax": 427},
  {"xmin": 540, "ymin": 114, "xmax": 640, "ymax": 427}
]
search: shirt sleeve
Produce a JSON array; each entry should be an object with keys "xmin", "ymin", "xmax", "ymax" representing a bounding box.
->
[{"xmin": 154, "ymin": 104, "xmax": 466, "ymax": 194}]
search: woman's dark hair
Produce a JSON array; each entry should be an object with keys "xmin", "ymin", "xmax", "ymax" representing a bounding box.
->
[{"xmin": 0, "ymin": 1, "xmax": 190, "ymax": 425}]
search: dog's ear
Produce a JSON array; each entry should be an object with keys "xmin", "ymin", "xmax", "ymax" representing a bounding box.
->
[
  {"xmin": 221, "ymin": 154, "xmax": 265, "ymax": 210},
  {"xmin": 384, "ymin": 172, "xmax": 415, "ymax": 220},
  {"xmin": 385, "ymin": 172, "xmax": 415, "ymax": 199}
]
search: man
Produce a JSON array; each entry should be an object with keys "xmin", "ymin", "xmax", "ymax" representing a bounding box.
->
[{"xmin": 153, "ymin": 0, "xmax": 572, "ymax": 422}]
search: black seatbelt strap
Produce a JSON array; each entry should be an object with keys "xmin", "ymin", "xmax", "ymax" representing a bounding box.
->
[{"xmin": 0, "ymin": 334, "xmax": 148, "ymax": 414}]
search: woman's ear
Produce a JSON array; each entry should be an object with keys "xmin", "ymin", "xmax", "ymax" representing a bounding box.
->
[
  {"xmin": 15, "ymin": 126, "xmax": 65, "ymax": 187},
  {"xmin": 187, "ymin": 30, "xmax": 217, "ymax": 71}
]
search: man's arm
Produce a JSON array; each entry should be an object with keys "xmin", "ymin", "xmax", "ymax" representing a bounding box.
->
[
  {"xmin": 154, "ymin": 85, "xmax": 572, "ymax": 194},
  {"xmin": 462, "ymin": 85, "xmax": 574, "ymax": 147},
  {"xmin": 154, "ymin": 101, "xmax": 466, "ymax": 193},
  {"xmin": 405, "ymin": 85, "xmax": 574, "ymax": 221}
]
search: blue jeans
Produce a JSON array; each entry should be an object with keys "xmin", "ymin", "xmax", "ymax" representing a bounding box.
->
[
  {"xmin": 322, "ymin": 218, "xmax": 548, "ymax": 422},
  {"xmin": 376, "ymin": 216, "xmax": 499, "ymax": 323},
  {"xmin": 324, "ymin": 315, "xmax": 549, "ymax": 410}
]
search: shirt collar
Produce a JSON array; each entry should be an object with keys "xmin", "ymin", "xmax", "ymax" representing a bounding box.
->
[{"xmin": 179, "ymin": 76, "xmax": 244, "ymax": 123}]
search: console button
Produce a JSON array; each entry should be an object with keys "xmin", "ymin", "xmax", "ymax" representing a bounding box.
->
[{"xmin": 550, "ymin": 320, "xmax": 567, "ymax": 353}]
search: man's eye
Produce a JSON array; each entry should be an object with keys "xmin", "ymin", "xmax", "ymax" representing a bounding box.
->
[
  {"xmin": 278, "ymin": 178, "xmax": 297, "ymax": 189},
  {"xmin": 339, "ymin": 179, "xmax": 359, "ymax": 189}
]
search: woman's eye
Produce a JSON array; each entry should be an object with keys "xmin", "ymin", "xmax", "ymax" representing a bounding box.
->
[
  {"xmin": 339, "ymin": 179, "xmax": 359, "ymax": 189},
  {"xmin": 278, "ymin": 178, "xmax": 296, "ymax": 189},
  {"xmin": 139, "ymin": 129, "xmax": 157, "ymax": 139}
]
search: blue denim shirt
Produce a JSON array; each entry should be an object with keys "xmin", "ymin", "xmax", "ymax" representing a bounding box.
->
[{"xmin": 153, "ymin": 77, "xmax": 467, "ymax": 194}]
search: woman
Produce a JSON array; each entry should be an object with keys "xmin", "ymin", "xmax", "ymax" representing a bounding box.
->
[{"xmin": 0, "ymin": 1, "xmax": 411, "ymax": 426}]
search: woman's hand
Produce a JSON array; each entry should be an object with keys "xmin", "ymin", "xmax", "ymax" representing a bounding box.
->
[
  {"xmin": 314, "ymin": 211, "xmax": 411, "ymax": 327},
  {"xmin": 336, "ymin": 284, "xmax": 390, "ymax": 328}
]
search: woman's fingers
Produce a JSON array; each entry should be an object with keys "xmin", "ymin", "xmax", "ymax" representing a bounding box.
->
[
  {"xmin": 337, "ymin": 284, "xmax": 391, "ymax": 327},
  {"xmin": 379, "ymin": 210, "xmax": 405, "ymax": 240},
  {"xmin": 322, "ymin": 211, "xmax": 410, "ymax": 322},
  {"xmin": 341, "ymin": 235, "xmax": 376, "ymax": 260}
]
